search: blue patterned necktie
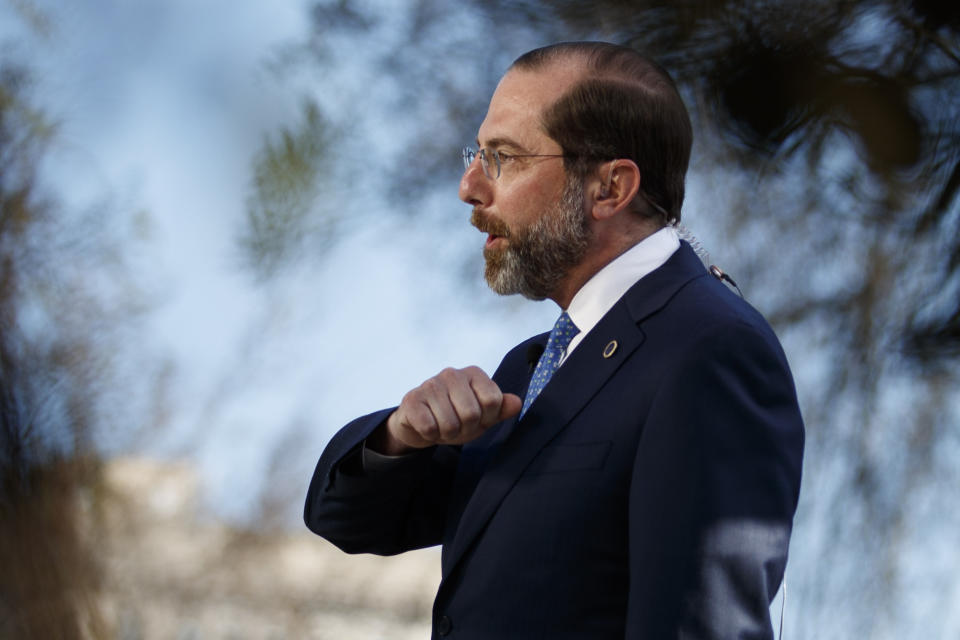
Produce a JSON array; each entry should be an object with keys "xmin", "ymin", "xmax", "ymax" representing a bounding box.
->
[{"xmin": 521, "ymin": 311, "xmax": 580, "ymax": 417}]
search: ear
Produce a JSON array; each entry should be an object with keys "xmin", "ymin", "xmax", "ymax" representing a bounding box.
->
[{"xmin": 589, "ymin": 159, "xmax": 641, "ymax": 221}]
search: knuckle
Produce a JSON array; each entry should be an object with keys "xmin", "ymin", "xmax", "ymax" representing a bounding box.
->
[
  {"xmin": 405, "ymin": 405, "xmax": 435, "ymax": 433},
  {"xmin": 421, "ymin": 377, "xmax": 442, "ymax": 395},
  {"xmin": 475, "ymin": 382, "xmax": 501, "ymax": 408},
  {"xmin": 459, "ymin": 404, "xmax": 482, "ymax": 426},
  {"xmin": 436, "ymin": 420, "xmax": 461, "ymax": 441},
  {"xmin": 420, "ymin": 424, "xmax": 440, "ymax": 441}
]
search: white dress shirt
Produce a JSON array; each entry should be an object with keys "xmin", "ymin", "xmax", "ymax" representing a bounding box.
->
[{"xmin": 560, "ymin": 226, "xmax": 680, "ymax": 364}]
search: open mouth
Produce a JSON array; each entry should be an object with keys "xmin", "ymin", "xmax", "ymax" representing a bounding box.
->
[
  {"xmin": 471, "ymin": 209, "xmax": 510, "ymax": 250},
  {"xmin": 485, "ymin": 233, "xmax": 506, "ymax": 248}
]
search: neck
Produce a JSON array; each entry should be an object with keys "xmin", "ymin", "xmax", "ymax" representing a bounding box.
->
[{"xmin": 550, "ymin": 220, "xmax": 662, "ymax": 309}]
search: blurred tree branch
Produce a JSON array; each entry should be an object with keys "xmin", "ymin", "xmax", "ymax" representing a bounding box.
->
[
  {"xmin": 0, "ymin": 55, "xmax": 106, "ymax": 640},
  {"xmin": 238, "ymin": 99, "xmax": 338, "ymax": 281},
  {"xmin": 2, "ymin": 15, "xmax": 156, "ymax": 637}
]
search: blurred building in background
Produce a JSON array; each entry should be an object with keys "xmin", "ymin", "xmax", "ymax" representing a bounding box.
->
[{"xmin": 97, "ymin": 457, "xmax": 437, "ymax": 640}]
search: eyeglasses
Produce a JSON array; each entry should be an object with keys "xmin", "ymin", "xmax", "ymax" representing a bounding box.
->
[{"xmin": 462, "ymin": 146, "xmax": 567, "ymax": 180}]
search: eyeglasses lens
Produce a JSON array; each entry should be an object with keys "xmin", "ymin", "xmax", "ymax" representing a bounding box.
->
[{"xmin": 462, "ymin": 147, "xmax": 498, "ymax": 179}]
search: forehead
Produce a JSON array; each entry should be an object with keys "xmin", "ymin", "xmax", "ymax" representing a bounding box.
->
[{"xmin": 476, "ymin": 58, "xmax": 584, "ymax": 151}]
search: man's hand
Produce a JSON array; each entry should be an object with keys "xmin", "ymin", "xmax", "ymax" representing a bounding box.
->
[{"xmin": 369, "ymin": 366, "xmax": 522, "ymax": 455}]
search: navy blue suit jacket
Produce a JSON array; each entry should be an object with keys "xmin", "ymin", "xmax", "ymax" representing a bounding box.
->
[{"xmin": 305, "ymin": 242, "xmax": 804, "ymax": 639}]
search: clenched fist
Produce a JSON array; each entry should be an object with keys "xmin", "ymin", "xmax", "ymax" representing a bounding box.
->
[{"xmin": 369, "ymin": 366, "xmax": 522, "ymax": 455}]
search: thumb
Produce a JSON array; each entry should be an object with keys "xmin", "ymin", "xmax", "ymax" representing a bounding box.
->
[{"xmin": 498, "ymin": 393, "xmax": 523, "ymax": 420}]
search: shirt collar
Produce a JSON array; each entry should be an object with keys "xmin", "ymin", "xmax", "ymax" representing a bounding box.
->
[{"xmin": 564, "ymin": 226, "xmax": 680, "ymax": 357}]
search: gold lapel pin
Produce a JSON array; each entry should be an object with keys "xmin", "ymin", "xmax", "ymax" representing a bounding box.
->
[{"xmin": 603, "ymin": 340, "xmax": 618, "ymax": 358}]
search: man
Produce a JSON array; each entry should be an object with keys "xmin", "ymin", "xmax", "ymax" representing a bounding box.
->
[{"xmin": 305, "ymin": 41, "xmax": 804, "ymax": 639}]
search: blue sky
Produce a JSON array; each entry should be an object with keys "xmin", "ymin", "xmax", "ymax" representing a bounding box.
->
[{"xmin": 2, "ymin": 0, "xmax": 563, "ymax": 522}]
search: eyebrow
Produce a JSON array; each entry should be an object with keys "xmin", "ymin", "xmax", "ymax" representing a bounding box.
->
[{"xmin": 476, "ymin": 136, "xmax": 528, "ymax": 153}]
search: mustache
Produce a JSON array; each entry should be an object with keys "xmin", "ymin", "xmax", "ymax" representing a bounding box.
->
[{"xmin": 470, "ymin": 209, "xmax": 511, "ymax": 238}]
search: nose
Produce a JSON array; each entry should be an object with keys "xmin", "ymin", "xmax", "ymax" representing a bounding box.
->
[{"xmin": 459, "ymin": 156, "xmax": 491, "ymax": 207}]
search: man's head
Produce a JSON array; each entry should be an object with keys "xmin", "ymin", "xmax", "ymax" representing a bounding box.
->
[
  {"xmin": 460, "ymin": 42, "xmax": 692, "ymax": 305},
  {"xmin": 511, "ymin": 42, "xmax": 692, "ymax": 225}
]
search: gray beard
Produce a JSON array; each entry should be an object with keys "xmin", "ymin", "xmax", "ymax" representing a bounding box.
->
[{"xmin": 483, "ymin": 176, "xmax": 591, "ymax": 301}]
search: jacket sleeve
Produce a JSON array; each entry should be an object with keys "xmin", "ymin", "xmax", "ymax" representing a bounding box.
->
[
  {"xmin": 625, "ymin": 321, "xmax": 804, "ymax": 639},
  {"xmin": 303, "ymin": 407, "xmax": 459, "ymax": 556}
]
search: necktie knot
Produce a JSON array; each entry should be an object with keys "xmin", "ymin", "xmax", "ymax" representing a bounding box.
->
[{"xmin": 521, "ymin": 312, "xmax": 580, "ymax": 417}]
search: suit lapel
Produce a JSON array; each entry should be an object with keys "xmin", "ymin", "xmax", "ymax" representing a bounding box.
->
[{"xmin": 442, "ymin": 243, "xmax": 708, "ymax": 576}]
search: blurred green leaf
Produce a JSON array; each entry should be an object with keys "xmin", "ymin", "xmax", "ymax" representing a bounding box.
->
[{"xmin": 239, "ymin": 99, "xmax": 337, "ymax": 280}]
